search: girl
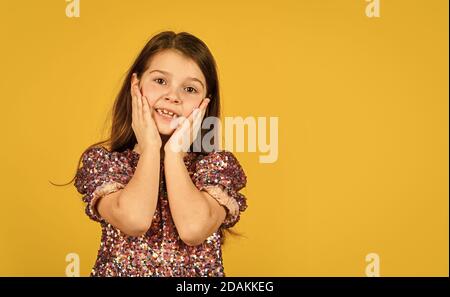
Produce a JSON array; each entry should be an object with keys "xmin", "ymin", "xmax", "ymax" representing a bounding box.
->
[{"xmin": 73, "ymin": 31, "xmax": 248, "ymax": 277}]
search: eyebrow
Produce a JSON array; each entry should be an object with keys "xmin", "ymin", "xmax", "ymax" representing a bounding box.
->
[{"xmin": 148, "ymin": 69, "xmax": 205, "ymax": 89}]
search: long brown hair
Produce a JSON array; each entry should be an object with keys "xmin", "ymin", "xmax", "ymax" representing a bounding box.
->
[{"xmin": 51, "ymin": 31, "xmax": 244, "ymax": 244}]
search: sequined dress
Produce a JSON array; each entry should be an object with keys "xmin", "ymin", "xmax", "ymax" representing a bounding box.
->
[{"xmin": 74, "ymin": 146, "xmax": 248, "ymax": 277}]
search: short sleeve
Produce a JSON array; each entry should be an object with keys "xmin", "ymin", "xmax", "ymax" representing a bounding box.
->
[
  {"xmin": 74, "ymin": 146, "xmax": 129, "ymax": 223},
  {"xmin": 192, "ymin": 150, "xmax": 248, "ymax": 229}
]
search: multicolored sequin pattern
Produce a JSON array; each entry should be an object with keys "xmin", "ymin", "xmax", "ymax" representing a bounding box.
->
[{"xmin": 74, "ymin": 146, "xmax": 248, "ymax": 277}]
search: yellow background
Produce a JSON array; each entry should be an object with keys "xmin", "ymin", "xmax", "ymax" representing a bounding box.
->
[{"xmin": 0, "ymin": 0, "xmax": 447, "ymax": 276}]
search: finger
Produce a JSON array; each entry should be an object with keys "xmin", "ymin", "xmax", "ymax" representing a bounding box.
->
[
  {"xmin": 177, "ymin": 114, "xmax": 192, "ymax": 135},
  {"xmin": 192, "ymin": 108, "xmax": 204, "ymax": 137},
  {"xmin": 134, "ymin": 85, "xmax": 142, "ymax": 123},
  {"xmin": 131, "ymin": 83, "xmax": 137, "ymax": 126},
  {"xmin": 187, "ymin": 107, "xmax": 201, "ymax": 126},
  {"xmin": 194, "ymin": 98, "xmax": 209, "ymax": 122},
  {"xmin": 144, "ymin": 96, "xmax": 158, "ymax": 123},
  {"xmin": 131, "ymin": 73, "xmax": 140, "ymax": 92},
  {"xmin": 195, "ymin": 98, "xmax": 209, "ymax": 123},
  {"xmin": 181, "ymin": 108, "xmax": 200, "ymax": 145},
  {"xmin": 179, "ymin": 100, "xmax": 206, "ymax": 137},
  {"xmin": 142, "ymin": 95, "xmax": 150, "ymax": 117},
  {"xmin": 190, "ymin": 98, "xmax": 210, "ymax": 142},
  {"xmin": 200, "ymin": 98, "xmax": 210, "ymax": 119},
  {"xmin": 199, "ymin": 98, "xmax": 210, "ymax": 111},
  {"xmin": 142, "ymin": 95, "xmax": 156, "ymax": 126},
  {"xmin": 189, "ymin": 97, "xmax": 209, "ymax": 121},
  {"xmin": 169, "ymin": 115, "xmax": 184, "ymax": 130},
  {"xmin": 144, "ymin": 95, "xmax": 154, "ymax": 114}
]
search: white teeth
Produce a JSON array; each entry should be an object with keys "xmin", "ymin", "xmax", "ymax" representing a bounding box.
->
[{"xmin": 156, "ymin": 108, "xmax": 176, "ymax": 118}]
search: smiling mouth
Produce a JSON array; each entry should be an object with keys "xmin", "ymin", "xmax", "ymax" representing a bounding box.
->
[{"xmin": 155, "ymin": 108, "xmax": 179, "ymax": 119}]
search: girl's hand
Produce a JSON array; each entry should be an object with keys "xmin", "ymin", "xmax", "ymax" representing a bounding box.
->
[
  {"xmin": 131, "ymin": 73, "xmax": 162, "ymax": 151},
  {"xmin": 164, "ymin": 97, "xmax": 210, "ymax": 156}
]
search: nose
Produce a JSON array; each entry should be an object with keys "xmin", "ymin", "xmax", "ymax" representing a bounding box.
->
[
  {"xmin": 164, "ymin": 90, "xmax": 182, "ymax": 104},
  {"xmin": 164, "ymin": 96, "xmax": 181, "ymax": 104}
]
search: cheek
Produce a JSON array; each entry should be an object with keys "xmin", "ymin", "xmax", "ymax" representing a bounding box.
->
[{"xmin": 140, "ymin": 84, "xmax": 159, "ymax": 107}]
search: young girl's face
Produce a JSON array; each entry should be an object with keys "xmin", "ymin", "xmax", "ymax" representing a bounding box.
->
[{"xmin": 133, "ymin": 49, "xmax": 208, "ymax": 135}]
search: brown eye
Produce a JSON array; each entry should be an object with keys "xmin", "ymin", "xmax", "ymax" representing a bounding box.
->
[
  {"xmin": 154, "ymin": 78, "xmax": 166, "ymax": 85},
  {"xmin": 185, "ymin": 87, "xmax": 197, "ymax": 93}
]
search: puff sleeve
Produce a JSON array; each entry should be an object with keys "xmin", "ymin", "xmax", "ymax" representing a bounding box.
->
[
  {"xmin": 192, "ymin": 150, "xmax": 248, "ymax": 229},
  {"xmin": 74, "ymin": 146, "xmax": 130, "ymax": 223}
]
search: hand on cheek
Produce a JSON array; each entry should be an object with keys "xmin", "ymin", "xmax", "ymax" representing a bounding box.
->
[{"xmin": 164, "ymin": 97, "xmax": 210, "ymax": 155}]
